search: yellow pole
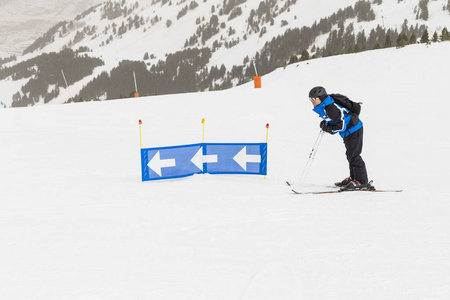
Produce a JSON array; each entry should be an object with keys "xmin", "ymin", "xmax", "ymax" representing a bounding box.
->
[
  {"xmin": 139, "ymin": 120, "xmax": 143, "ymax": 149},
  {"xmin": 202, "ymin": 118, "xmax": 205, "ymax": 143}
]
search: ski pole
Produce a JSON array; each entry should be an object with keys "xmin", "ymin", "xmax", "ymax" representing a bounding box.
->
[{"xmin": 299, "ymin": 130, "xmax": 325, "ymax": 186}]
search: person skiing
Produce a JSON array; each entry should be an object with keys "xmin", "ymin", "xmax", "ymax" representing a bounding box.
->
[{"xmin": 309, "ymin": 86, "xmax": 373, "ymax": 191}]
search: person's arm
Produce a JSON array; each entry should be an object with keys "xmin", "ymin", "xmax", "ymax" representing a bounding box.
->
[{"xmin": 324, "ymin": 104, "xmax": 346, "ymax": 133}]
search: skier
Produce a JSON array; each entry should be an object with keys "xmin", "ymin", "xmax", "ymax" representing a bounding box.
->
[{"xmin": 309, "ymin": 86, "xmax": 372, "ymax": 191}]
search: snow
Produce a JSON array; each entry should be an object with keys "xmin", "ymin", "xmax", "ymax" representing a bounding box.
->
[{"xmin": 1, "ymin": 41, "xmax": 450, "ymax": 299}]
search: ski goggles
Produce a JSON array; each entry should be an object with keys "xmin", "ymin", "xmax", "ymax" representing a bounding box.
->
[{"xmin": 310, "ymin": 97, "xmax": 317, "ymax": 101}]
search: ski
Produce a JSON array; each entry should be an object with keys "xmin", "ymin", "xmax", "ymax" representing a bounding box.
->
[
  {"xmin": 291, "ymin": 180, "xmax": 402, "ymax": 194},
  {"xmin": 291, "ymin": 188, "xmax": 403, "ymax": 195},
  {"xmin": 286, "ymin": 181, "xmax": 336, "ymax": 189}
]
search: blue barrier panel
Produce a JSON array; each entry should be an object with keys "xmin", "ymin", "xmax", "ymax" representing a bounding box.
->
[
  {"xmin": 204, "ymin": 143, "xmax": 267, "ymax": 175},
  {"xmin": 141, "ymin": 144, "xmax": 203, "ymax": 181},
  {"xmin": 141, "ymin": 143, "xmax": 267, "ymax": 181}
]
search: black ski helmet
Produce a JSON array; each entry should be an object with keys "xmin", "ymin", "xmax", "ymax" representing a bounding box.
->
[{"xmin": 309, "ymin": 86, "xmax": 327, "ymax": 101}]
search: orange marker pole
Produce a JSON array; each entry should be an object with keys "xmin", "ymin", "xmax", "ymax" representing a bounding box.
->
[
  {"xmin": 265, "ymin": 123, "xmax": 269, "ymax": 180},
  {"xmin": 202, "ymin": 118, "xmax": 205, "ymax": 143},
  {"xmin": 139, "ymin": 120, "xmax": 143, "ymax": 149}
]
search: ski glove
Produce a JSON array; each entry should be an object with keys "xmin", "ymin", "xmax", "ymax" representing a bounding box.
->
[{"xmin": 320, "ymin": 120, "xmax": 333, "ymax": 134}]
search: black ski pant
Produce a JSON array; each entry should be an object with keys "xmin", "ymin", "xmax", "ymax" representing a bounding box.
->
[{"xmin": 343, "ymin": 126, "xmax": 368, "ymax": 184}]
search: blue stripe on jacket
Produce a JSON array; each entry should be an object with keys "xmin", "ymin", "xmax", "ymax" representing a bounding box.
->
[{"xmin": 312, "ymin": 95, "xmax": 362, "ymax": 138}]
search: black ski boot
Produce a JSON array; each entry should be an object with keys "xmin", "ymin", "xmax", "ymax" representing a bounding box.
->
[
  {"xmin": 335, "ymin": 177, "xmax": 353, "ymax": 187},
  {"xmin": 340, "ymin": 180, "xmax": 376, "ymax": 191}
]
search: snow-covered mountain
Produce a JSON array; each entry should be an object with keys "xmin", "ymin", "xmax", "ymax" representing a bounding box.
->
[
  {"xmin": 12, "ymin": 0, "xmax": 450, "ymax": 64},
  {"xmin": 1, "ymin": 0, "xmax": 450, "ymax": 108},
  {"xmin": 0, "ymin": 0, "xmax": 104, "ymax": 57}
]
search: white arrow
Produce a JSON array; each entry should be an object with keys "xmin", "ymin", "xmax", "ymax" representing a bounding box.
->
[
  {"xmin": 191, "ymin": 147, "xmax": 218, "ymax": 172},
  {"xmin": 147, "ymin": 151, "xmax": 176, "ymax": 177},
  {"xmin": 233, "ymin": 146, "xmax": 261, "ymax": 171}
]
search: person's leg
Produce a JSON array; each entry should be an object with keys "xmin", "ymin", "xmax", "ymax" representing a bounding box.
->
[{"xmin": 343, "ymin": 127, "xmax": 368, "ymax": 184}]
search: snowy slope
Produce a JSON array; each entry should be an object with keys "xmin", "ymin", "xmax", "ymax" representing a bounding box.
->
[{"xmin": 1, "ymin": 41, "xmax": 450, "ymax": 299}]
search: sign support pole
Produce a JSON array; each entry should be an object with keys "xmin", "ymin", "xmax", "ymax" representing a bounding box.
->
[
  {"xmin": 202, "ymin": 118, "xmax": 205, "ymax": 143},
  {"xmin": 253, "ymin": 60, "xmax": 259, "ymax": 77},
  {"xmin": 264, "ymin": 123, "xmax": 269, "ymax": 180},
  {"xmin": 139, "ymin": 120, "xmax": 143, "ymax": 149},
  {"xmin": 133, "ymin": 72, "xmax": 139, "ymax": 97}
]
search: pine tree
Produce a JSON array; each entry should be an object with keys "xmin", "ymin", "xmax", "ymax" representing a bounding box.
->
[
  {"xmin": 418, "ymin": 0, "xmax": 429, "ymax": 20},
  {"xmin": 441, "ymin": 27, "xmax": 449, "ymax": 41},
  {"xmin": 432, "ymin": 31, "xmax": 439, "ymax": 42},
  {"xmin": 356, "ymin": 30, "xmax": 367, "ymax": 46},
  {"xmin": 299, "ymin": 49, "xmax": 310, "ymax": 61},
  {"xmin": 420, "ymin": 28, "xmax": 429, "ymax": 43},
  {"xmin": 288, "ymin": 55, "xmax": 299, "ymax": 65},
  {"xmin": 346, "ymin": 44, "xmax": 354, "ymax": 53},
  {"xmin": 396, "ymin": 33, "xmax": 408, "ymax": 48},
  {"xmin": 384, "ymin": 34, "xmax": 392, "ymax": 48},
  {"xmin": 409, "ymin": 32, "xmax": 417, "ymax": 44},
  {"xmin": 397, "ymin": 39, "xmax": 407, "ymax": 48}
]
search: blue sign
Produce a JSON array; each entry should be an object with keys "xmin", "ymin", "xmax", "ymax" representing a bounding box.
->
[{"xmin": 141, "ymin": 143, "xmax": 267, "ymax": 181}]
